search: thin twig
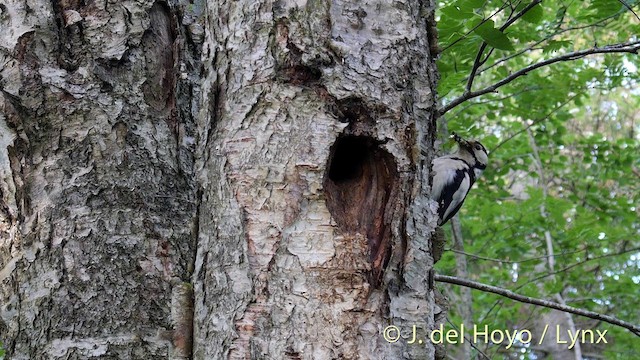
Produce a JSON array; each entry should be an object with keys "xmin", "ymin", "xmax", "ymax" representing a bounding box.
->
[
  {"xmin": 447, "ymin": 86, "xmax": 544, "ymax": 120},
  {"xmin": 445, "ymin": 248, "xmax": 586, "ymax": 264},
  {"xmin": 500, "ymin": 0, "xmax": 542, "ymax": 31},
  {"xmin": 466, "ymin": 0, "xmax": 543, "ymax": 92},
  {"xmin": 617, "ymin": 0, "xmax": 640, "ymax": 21},
  {"xmin": 479, "ymin": 245, "xmax": 640, "ymax": 325},
  {"xmin": 439, "ymin": 41, "xmax": 640, "ymax": 116},
  {"xmin": 440, "ymin": 2, "xmax": 511, "ymax": 54},
  {"xmin": 481, "ymin": 12, "xmax": 624, "ymax": 74},
  {"xmin": 517, "ymin": 246, "xmax": 640, "ymax": 288},
  {"xmin": 435, "ymin": 274, "xmax": 640, "ymax": 336}
]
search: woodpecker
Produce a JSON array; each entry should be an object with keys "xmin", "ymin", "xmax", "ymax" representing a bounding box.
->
[{"xmin": 431, "ymin": 133, "xmax": 488, "ymax": 226}]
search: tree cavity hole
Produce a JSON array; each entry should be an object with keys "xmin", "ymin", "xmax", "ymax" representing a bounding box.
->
[{"xmin": 323, "ymin": 135, "xmax": 398, "ymax": 262}]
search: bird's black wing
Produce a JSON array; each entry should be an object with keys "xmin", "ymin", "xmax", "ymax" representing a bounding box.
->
[{"xmin": 437, "ymin": 168, "xmax": 474, "ymax": 225}]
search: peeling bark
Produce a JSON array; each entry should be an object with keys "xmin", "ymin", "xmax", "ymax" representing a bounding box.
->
[
  {"xmin": 1, "ymin": 0, "xmax": 442, "ymax": 359},
  {"xmin": 194, "ymin": 0, "xmax": 440, "ymax": 359}
]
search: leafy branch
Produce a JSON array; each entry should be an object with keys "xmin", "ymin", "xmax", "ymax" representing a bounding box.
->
[
  {"xmin": 446, "ymin": 85, "xmax": 544, "ymax": 120},
  {"xmin": 440, "ymin": 2, "xmax": 511, "ymax": 54},
  {"xmin": 435, "ymin": 274, "xmax": 640, "ymax": 337},
  {"xmin": 480, "ymin": 11, "xmax": 626, "ymax": 74},
  {"xmin": 466, "ymin": 0, "xmax": 543, "ymax": 92},
  {"xmin": 438, "ymin": 41, "xmax": 640, "ymax": 116}
]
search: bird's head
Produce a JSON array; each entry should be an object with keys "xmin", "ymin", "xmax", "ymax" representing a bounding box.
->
[{"xmin": 452, "ymin": 132, "xmax": 488, "ymax": 169}]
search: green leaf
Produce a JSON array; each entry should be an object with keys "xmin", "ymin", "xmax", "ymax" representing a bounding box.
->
[
  {"xmin": 460, "ymin": 0, "xmax": 486, "ymax": 9},
  {"xmin": 474, "ymin": 20, "xmax": 514, "ymax": 50},
  {"xmin": 588, "ymin": 0, "xmax": 623, "ymax": 16},
  {"xmin": 543, "ymin": 40, "xmax": 573, "ymax": 53},
  {"xmin": 436, "ymin": 69, "xmax": 469, "ymax": 97},
  {"xmin": 440, "ymin": 5, "xmax": 475, "ymax": 19},
  {"xmin": 522, "ymin": 4, "xmax": 544, "ymax": 24}
]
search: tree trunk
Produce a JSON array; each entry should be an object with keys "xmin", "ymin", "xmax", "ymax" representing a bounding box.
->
[{"xmin": 1, "ymin": 1, "xmax": 442, "ymax": 359}]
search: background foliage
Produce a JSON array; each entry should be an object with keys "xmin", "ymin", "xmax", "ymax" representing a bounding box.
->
[{"xmin": 435, "ymin": 0, "xmax": 639, "ymax": 358}]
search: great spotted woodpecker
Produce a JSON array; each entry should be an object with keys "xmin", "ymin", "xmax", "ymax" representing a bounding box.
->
[{"xmin": 431, "ymin": 133, "xmax": 488, "ymax": 226}]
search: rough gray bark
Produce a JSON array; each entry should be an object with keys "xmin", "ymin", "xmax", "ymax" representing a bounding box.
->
[
  {"xmin": 0, "ymin": 0, "xmax": 201, "ymax": 358},
  {"xmin": 1, "ymin": 0, "xmax": 442, "ymax": 359}
]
